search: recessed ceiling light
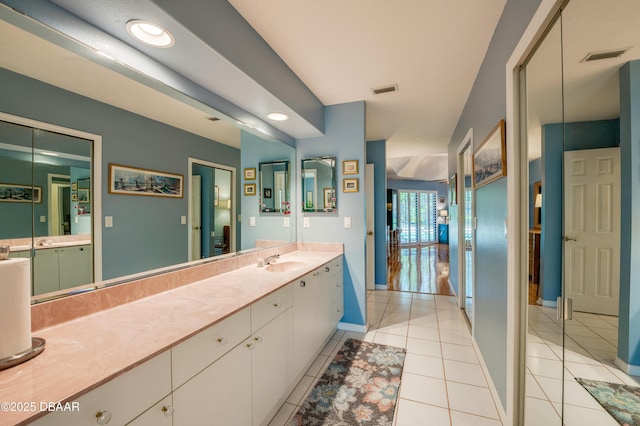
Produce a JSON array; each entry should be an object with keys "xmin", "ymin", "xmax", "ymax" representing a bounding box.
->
[
  {"xmin": 266, "ymin": 112, "xmax": 290, "ymax": 121},
  {"xmin": 126, "ymin": 20, "xmax": 175, "ymax": 48}
]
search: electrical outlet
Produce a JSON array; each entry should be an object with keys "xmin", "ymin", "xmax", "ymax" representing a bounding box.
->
[
  {"xmin": 181, "ymin": 215, "xmax": 187, "ymax": 225},
  {"xmin": 283, "ymin": 217, "xmax": 290, "ymax": 228},
  {"xmin": 250, "ymin": 217, "xmax": 256, "ymax": 227},
  {"xmin": 303, "ymin": 217, "xmax": 310, "ymax": 228},
  {"xmin": 105, "ymin": 216, "xmax": 113, "ymax": 228},
  {"xmin": 39, "ymin": 215, "xmax": 46, "ymax": 223}
]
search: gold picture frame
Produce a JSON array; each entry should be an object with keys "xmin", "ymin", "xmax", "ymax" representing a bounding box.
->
[
  {"xmin": 244, "ymin": 167, "xmax": 256, "ymax": 180},
  {"xmin": 244, "ymin": 183, "xmax": 256, "ymax": 196},
  {"xmin": 473, "ymin": 120, "xmax": 507, "ymax": 188},
  {"xmin": 342, "ymin": 159, "xmax": 359, "ymax": 175},
  {"xmin": 343, "ymin": 178, "xmax": 359, "ymax": 193}
]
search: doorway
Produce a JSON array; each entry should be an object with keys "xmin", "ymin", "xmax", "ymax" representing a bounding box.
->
[
  {"xmin": 457, "ymin": 130, "xmax": 474, "ymax": 325},
  {"xmin": 188, "ymin": 159, "xmax": 235, "ymax": 261}
]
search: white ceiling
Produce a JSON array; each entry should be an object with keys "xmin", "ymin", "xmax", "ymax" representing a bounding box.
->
[
  {"xmin": 0, "ymin": 0, "xmax": 509, "ymax": 181},
  {"xmin": 229, "ymin": 0, "xmax": 507, "ymax": 181}
]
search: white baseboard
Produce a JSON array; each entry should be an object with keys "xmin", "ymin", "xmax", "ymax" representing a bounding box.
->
[
  {"xmin": 541, "ymin": 299, "xmax": 558, "ymax": 308},
  {"xmin": 472, "ymin": 337, "xmax": 507, "ymax": 424},
  {"xmin": 614, "ymin": 357, "xmax": 640, "ymax": 376},
  {"xmin": 338, "ymin": 322, "xmax": 368, "ymax": 333},
  {"xmin": 375, "ymin": 284, "xmax": 387, "ymax": 291}
]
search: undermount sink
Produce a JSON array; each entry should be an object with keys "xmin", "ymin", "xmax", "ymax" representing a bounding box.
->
[{"xmin": 265, "ymin": 261, "xmax": 306, "ymax": 272}]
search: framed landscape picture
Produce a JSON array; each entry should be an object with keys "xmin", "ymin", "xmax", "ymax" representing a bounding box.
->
[
  {"xmin": 473, "ymin": 120, "xmax": 506, "ymax": 188},
  {"xmin": 0, "ymin": 183, "xmax": 42, "ymax": 203},
  {"xmin": 108, "ymin": 164, "xmax": 183, "ymax": 198},
  {"xmin": 343, "ymin": 178, "xmax": 359, "ymax": 193}
]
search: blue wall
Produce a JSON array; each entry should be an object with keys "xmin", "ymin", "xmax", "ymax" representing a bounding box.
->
[
  {"xmin": 447, "ymin": 0, "xmax": 543, "ymax": 408},
  {"xmin": 241, "ymin": 131, "xmax": 297, "ymax": 248},
  {"xmin": 539, "ymin": 119, "xmax": 619, "ymax": 304},
  {"xmin": 296, "ymin": 102, "xmax": 367, "ymax": 327},
  {"xmin": 528, "ymin": 158, "xmax": 541, "ymax": 229},
  {"xmin": 619, "ymin": 61, "xmax": 640, "ymax": 367},
  {"xmin": 366, "ymin": 140, "xmax": 387, "ymax": 286},
  {"xmin": 0, "ymin": 68, "xmax": 241, "ymax": 280}
]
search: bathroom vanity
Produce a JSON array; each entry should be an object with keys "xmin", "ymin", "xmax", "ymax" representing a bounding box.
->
[{"xmin": 0, "ymin": 244, "xmax": 343, "ymax": 426}]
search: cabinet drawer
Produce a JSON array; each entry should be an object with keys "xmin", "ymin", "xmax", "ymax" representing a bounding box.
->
[
  {"xmin": 128, "ymin": 395, "xmax": 173, "ymax": 426},
  {"xmin": 251, "ymin": 284, "xmax": 292, "ymax": 332},
  {"xmin": 32, "ymin": 351, "xmax": 171, "ymax": 426},
  {"xmin": 172, "ymin": 307, "xmax": 250, "ymax": 389}
]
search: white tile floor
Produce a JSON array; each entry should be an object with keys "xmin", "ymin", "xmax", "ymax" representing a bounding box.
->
[
  {"xmin": 526, "ymin": 305, "xmax": 639, "ymax": 425},
  {"xmin": 270, "ymin": 290, "xmax": 503, "ymax": 425}
]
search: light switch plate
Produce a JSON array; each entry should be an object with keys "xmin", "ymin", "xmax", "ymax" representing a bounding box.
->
[
  {"xmin": 250, "ymin": 217, "xmax": 256, "ymax": 227},
  {"xmin": 283, "ymin": 217, "xmax": 290, "ymax": 228},
  {"xmin": 39, "ymin": 215, "xmax": 46, "ymax": 223},
  {"xmin": 181, "ymin": 215, "xmax": 186, "ymax": 225},
  {"xmin": 105, "ymin": 216, "xmax": 113, "ymax": 228},
  {"xmin": 303, "ymin": 217, "xmax": 310, "ymax": 228},
  {"xmin": 344, "ymin": 217, "xmax": 351, "ymax": 228},
  {"xmin": 74, "ymin": 217, "xmax": 78, "ymax": 224}
]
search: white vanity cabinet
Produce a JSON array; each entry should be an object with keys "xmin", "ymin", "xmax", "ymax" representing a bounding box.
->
[
  {"xmin": 30, "ymin": 351, "xmax": 171, "ymax": 426},
  {"xmin": 28, "ymin": 244, "xmax": 93, "ymax": 295},
  {"xmin": 172, "ymin": 342, "xmax": 252, "ymax": 426},
  {"xmin": 27, "ymin": 254, "xmax": 343, "ymax": 426},
  {"xmin": 292, "ymin": 257, "xmax": 344, "ymax": 380}
]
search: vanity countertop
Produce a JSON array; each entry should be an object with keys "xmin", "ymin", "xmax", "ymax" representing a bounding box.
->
[
  {"xmin": 2, "ymin": 236, "xmax": 92, "ymax": 253},
  {"xmin": 0, "ymin": 249, "xmax": 342, "ymax": 425}
]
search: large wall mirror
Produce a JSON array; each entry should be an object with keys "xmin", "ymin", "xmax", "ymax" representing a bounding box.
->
[
  {"xmin": 0, "ymin": 5, "xmax": 296, "ymax": 303},
  {"xmin": 301, "ymin": 156, "xmax": 337, "ymax": 213},
  {"xmin": 259, "ymin": 160, "xmax": 290, "ymax": 214}
]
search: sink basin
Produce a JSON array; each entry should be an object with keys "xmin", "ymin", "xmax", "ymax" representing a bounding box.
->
[{"xmin": 265, "ymin": 261, "xmax": 306, "ymax": 272}]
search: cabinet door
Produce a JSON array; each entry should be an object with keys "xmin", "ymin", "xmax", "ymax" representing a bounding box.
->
[
  {"xmin": 31, "ymin": 352, "xmax": 171, "ymax": 426},
  {"xmin": 59, "ymin": 245, "xmax": 93, "ymax": 289},
  {"xmin": 173, "ymin": 342, "xmax": 252, "ymax": 426},
  {"xmin": 251, "ymin": 308, "xmax": 293, "ymax": 426},
  {"xmin": 292, "ymin": 274, "xmax": 317, "ymax": 378},
  {"xmin": 33, "ymin": 248, "xmax": 59, "ymax": 295}
]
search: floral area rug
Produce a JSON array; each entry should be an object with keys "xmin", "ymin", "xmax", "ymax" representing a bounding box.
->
[
  {"xmin": 576, "ymin": 377, "xmax": 640, "ymax": 425},
  {"xmin": 292, "ymin": 338, "xmax": 406, "ymax": 425}
]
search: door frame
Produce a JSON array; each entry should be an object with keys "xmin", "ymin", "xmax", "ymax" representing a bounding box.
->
[
  {"xmin": 188, "ymin": 158, "xmax": 236, "ymax": 260},
  {"xmin": 456, "ymin": 128, "xmax": 474, "ymax": 321},
  {"xmin": 505, "ymin": 0, "xmax": 566, "ymax": 424},
  {"xmin": 47, "ymin": 173, "xmax": 70, "ymax": 236}
]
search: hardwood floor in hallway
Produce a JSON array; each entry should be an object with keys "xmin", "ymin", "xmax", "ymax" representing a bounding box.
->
[{"xmin": 387, "ymin": 244, "xmax": 452, "ymax": 295}]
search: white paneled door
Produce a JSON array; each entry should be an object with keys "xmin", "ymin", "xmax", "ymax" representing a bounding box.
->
[{"xmin": 563, "ymin": 147, "xmax": 620, "ymax": 316}]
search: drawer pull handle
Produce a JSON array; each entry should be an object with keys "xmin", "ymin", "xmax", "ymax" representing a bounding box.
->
[
  {"xmin": 246, "ymin": 342, "xmax": 255, "ymax": 350},
  {"xmin": 325, "ymin": 267, "xmax": 330, "ymax": 272},
  {"xmin": 300, "ymin": 281, "xmax": 306, "ymax": 287},
  {"xmin": 273, "ymin": 302, "xmax": 281, "ymax": 308},
  {"xmin": 217, "ymin": 337, "xmax": 228, "ymax": 345},
  {"xmin": 254, "ymin": 336, "xmax": 263, "ymax": 343},
  {"xmin": 95, "ymin": 411, "xmax": 112, "ymax": 425},
  {"xmin": 162, "ymin": 405, "xmax": 174, "ymax": 417}
]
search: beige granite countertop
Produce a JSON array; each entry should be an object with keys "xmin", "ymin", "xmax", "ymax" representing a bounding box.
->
[{"xmin": 0, "ymin": 248, "xmax": 342, "ymax": 425}]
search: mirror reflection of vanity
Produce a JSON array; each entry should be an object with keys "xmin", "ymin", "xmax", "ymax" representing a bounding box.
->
[
  {"xmin": 301, "ymin": 156, "xmax": 337, "ymax": 213},
  {"xmin": 259, "ymin": 160, "xmax": 290, "ymax": 214},
  {"xmin": 0, "ymin": 6, "xmax": 297, "ymax": 303}
]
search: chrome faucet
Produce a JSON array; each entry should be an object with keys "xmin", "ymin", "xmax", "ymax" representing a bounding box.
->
[
  {"xmin": 36, "ymin": 239, "xmax": 52, "ymax": 247},
  {"xmin": 264, "ymin": 254, "xmax": 280, "ymax": 265}
]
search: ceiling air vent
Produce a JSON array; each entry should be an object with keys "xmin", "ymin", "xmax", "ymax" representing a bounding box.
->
[
  {"xmin": 371, "ymin": 84, "xmax": 398, "ymax": 95},
  {"xmin": 581, "ymin": 47, "xmax": 631, "ymax": 62}
]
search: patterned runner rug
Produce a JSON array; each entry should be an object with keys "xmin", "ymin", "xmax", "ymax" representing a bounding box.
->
[
  {"xmin": 576, "ymin": 377, "xmax": 640, "ymax": 425},
  {"xmin": 292, "ymin": 338, "xmax": 406, "ymax": 425}
]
